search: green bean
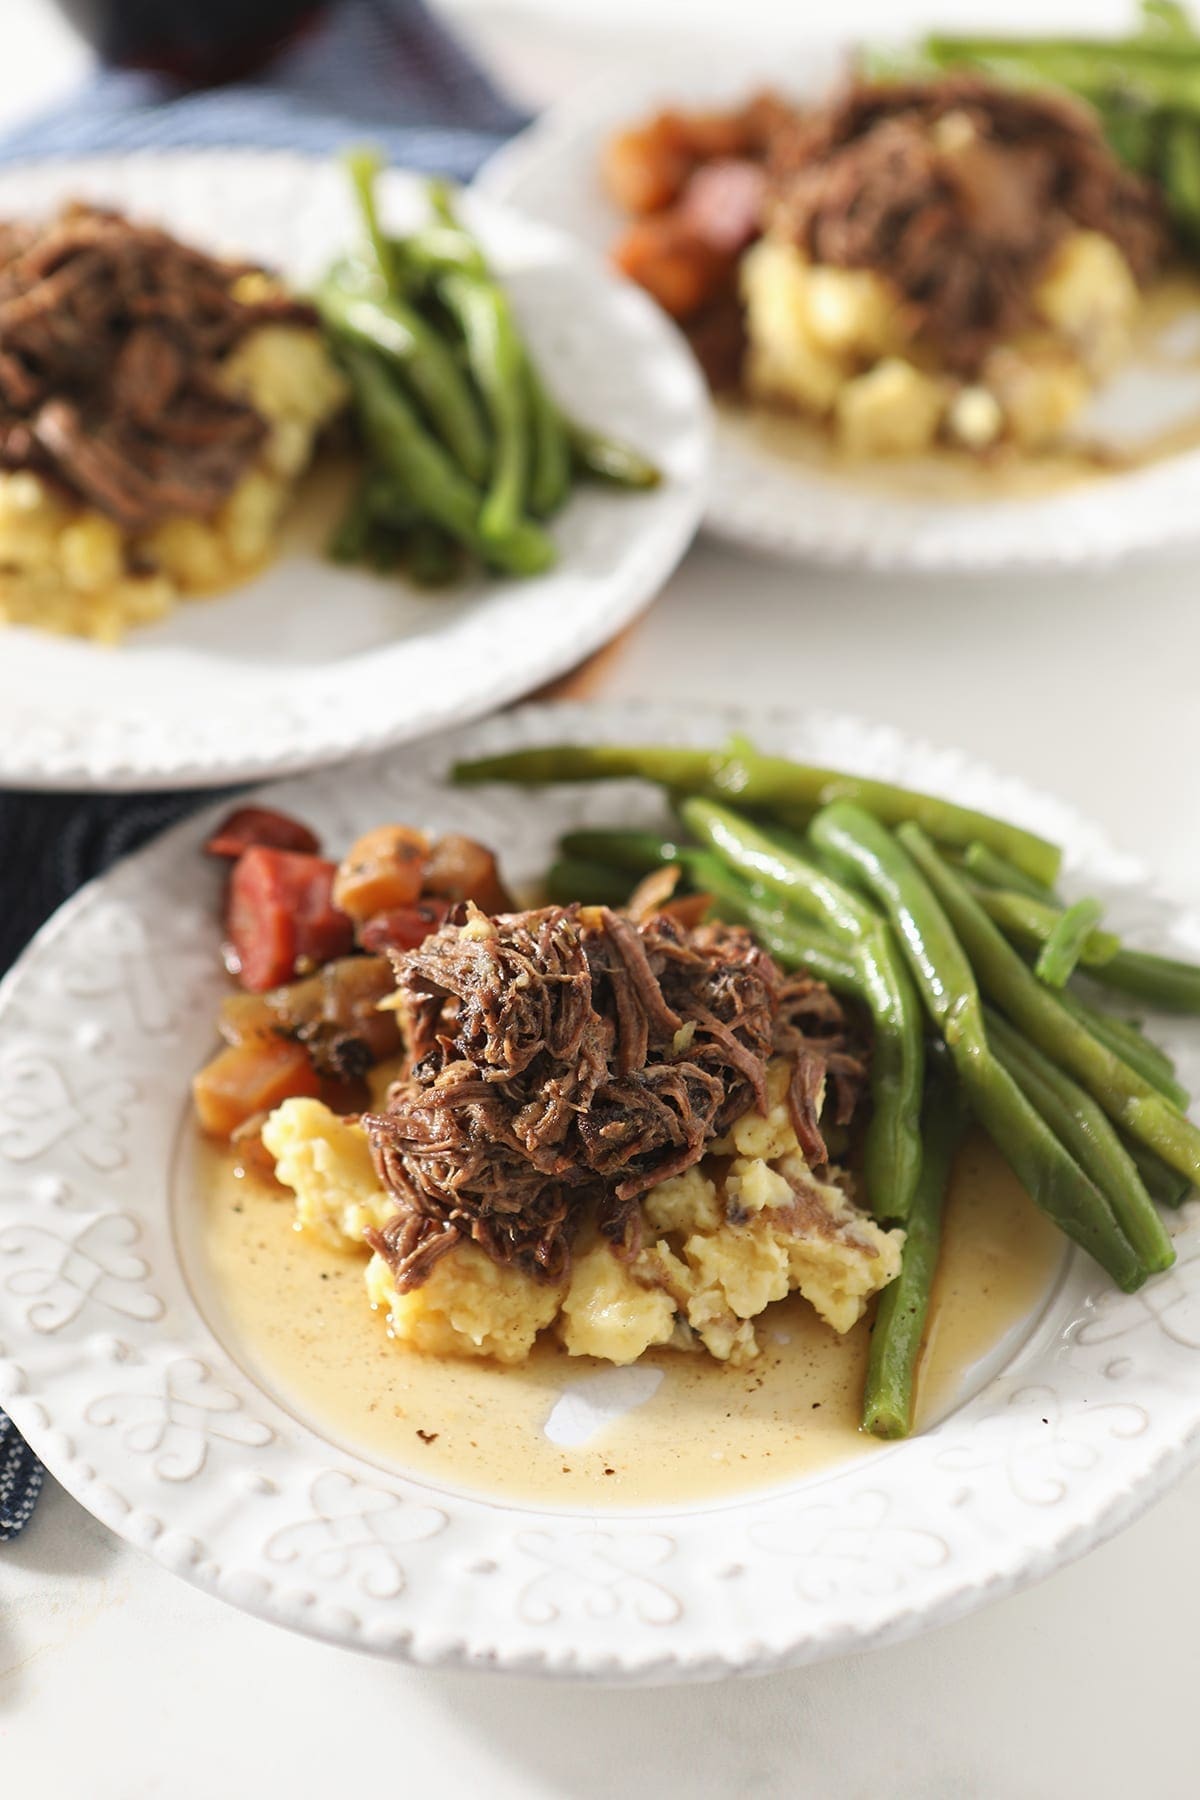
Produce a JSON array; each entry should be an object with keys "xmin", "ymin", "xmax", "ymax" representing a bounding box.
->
[
  {"xmin": 361, "ymin": 471, "xmax": 420, "ymax": 533},
  {"xmin": 986, "ymin": 1010, "xmax": 1174, "ymax": 1274},
  {"xmin": 552, "ymin": 825, "xmax": 862, "ymax": 993},
  {"xmin": 1086, "ymin": 944, "xmax": 1200, "ymax": 1016},
  {"xmin": 396, "ymin": 224, "xmax": 487, "ymax": 281},
  {"xmin": 964, "ymin": 876, "xmax": 1200, "ymax": 1014},
  {"xmin": 317, "ymin": 279, "xmax": 491, "ymax": 483},
  {"xmin": 900, "ymin": 828, "xmax": 1200, "ymax": 1187},
  {"xmin": 809, "ymin": 802, "xmax": 1144, "ymax": 1291},
  {"xmin": 544, "ymin": 857, "xmax": 635, "ymax": 907},
  {"xmin": 329, "ymin": 469, "xmax": 421, "ymax": 571},
  {"xmin": 923, "ymin": 32, "xmax": 1200, "ymax": 74},
  {"xmin": 680, "ymin": 801, "xmax": 876, "ymax": 939},
  {"xmin": 966, "ymin": 883, "xmax": 1121, "ymax": 967},
  {"xmin": 689, "ymin": 854, "xmax": 864, "ymax": 999},
  {"xmin": 862, "ymin": 1073, "xmax": 966, "ymax": 1439},
  {"xmin": 526, "ymin": 359, "xmax": 572, "ymax": 519},
  {"xmin": 336, "ymin": 345, "xmax": 553, "ymax": 576},
  {"xmin": 345, "ymin": 147, "xmax": 401, "ymax": 297},
  {"xmin": 404, "ymin": 521, "xmax": 461, "ymax": 589},
  {"xmin": 680, "ymin": 797, "xmax": 924, "ymax": 1222},
  {"xmin": 963, "ymin": 840, "xmax": 1062, "ymax": 904},
  {"xmin": 327, "ymin": 474, "xmax": 376, "ymax": 563},
  {"xmin": 407, "ymin": 178, "xmax": 558, "ymax": 548},
  {"xmin": 1163, "ymin": 116, "xmax": 1200, "ymax": 238},
  {"xmin": 568, "ymin": 423, "xmax": 662, "ymax": 490},
  {"xmin": 1056, "ymin": 990, "xmax": 1189, "ymax": 1108},
  {"xmin": 427, "ymin": 178, "xmax": 458, "ymax": 227},
  {"xmin": 1104, "ymin": 105, "xmax": 1160, "ymax": 172},
  {"xmin": 363, "ymin": 522, "xmax": 405, "ymax": 574},
  {"xmin": 1036, "ymin": 897, "xmax": 1106, "ymax": 989},
  {"xmin": 558, "ymin": 828, "xmax": 687, "ymax": 870},
  {"xmin": 321, "ymin": 250, "xmax": 386, "ymax": 302},
  {"xmin": 437, "ymin": 271, "xmax": 538, "ymax": 548},
  {"xmin": 452, "ymin": 741, "xmax": 1063, "ymax": 885},
  {"xmin": 411, "ymin": 181, "xmax": 591, "ymax": 528},
  {"xmin": 1121, "ymin": 1132, "xmax": 1194, "ymax": 1208}
]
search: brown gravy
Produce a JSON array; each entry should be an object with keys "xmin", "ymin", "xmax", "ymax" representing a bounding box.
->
[{"xmin": 181, "ymin": 1130, "xmax": 1064, "ymax": 1509}]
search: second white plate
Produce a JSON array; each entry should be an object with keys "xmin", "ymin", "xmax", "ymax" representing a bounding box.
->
[
  {"xmin": 0, "ymin": 151, "xmax": 709, "ymax": 791},
  {"xmin": 477, "ymin": 49, "xmax": 1200, "ymax": 574}
]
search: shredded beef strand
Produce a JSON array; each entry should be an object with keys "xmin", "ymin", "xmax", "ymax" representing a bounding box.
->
[
  {"xmin": 364, "ymin": 1215, "xmax": 461, "ymax": 1293},
  {"xmin": 787, "ymin": 1052, "xmax": 829, "ymax": 1168}
]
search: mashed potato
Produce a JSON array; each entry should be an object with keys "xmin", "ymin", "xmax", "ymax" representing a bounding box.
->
[
  {"xmin": 741, "ymin": 228, "xmax": 1139, "ymax": 457},
  {"xmin": 0, "ymin": 317, "xmax": 345, "ymax": 642},
  {"xmin": 261, "ymin": 1098, "xmax": 395, "ymax": 1251},
  {"xmin": 265, "ymin": 1056, "xmax": 904, "ymax": 1370},
  {"xmin": 364, "ymin": 1240, "xmax": 564, "ymax": 1365}
]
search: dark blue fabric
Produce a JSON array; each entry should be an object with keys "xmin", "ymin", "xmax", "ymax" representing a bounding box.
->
[
  {"xmin": 0, "ymin": 0, "xmax": 525, "ymax": 1539},
  {"xmin": 0, "ymin": 0, "xmax": 527, "ymax": 177},
  {"xmin": 0, "ymin": 1411, "xmax": 44, "ymax": 1542}
]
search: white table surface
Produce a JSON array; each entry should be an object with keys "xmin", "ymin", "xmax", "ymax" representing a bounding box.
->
[{"xmin": 5, "ymin": 4, "xmax": 1200, "ymax": 1795}]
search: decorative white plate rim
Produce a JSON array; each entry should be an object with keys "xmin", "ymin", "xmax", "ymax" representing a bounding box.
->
[
  {"xmin": 2, "ymin": 698, "xmax": 1200, "ymax": 1684},
  {"xmin": 475, "ymin": 49, "xmax": 1200, "ymax": 574},
  {"xmin": 0, "ymin": 151, "xmax": 709, "ymax": 792}
]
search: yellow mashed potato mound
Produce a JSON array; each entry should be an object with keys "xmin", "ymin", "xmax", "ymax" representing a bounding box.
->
[
  {"xmin": 0, "ymin": 316, "xmax": 346, "ymax": 642},
  {"xmin": 741, "ymin": 228, "xmax": 1138, "ymax": 457},
  {"xmin": 364, "ymin": 1240, "xmax": 564, "ymax": 1365},
  {"xmin": 261, "ymin": 1098, "xmax": 395, "ymax": 1251},
  {"xmin": 265, "ymin": 1056, "xmax": 904, "ymax": 1370}
]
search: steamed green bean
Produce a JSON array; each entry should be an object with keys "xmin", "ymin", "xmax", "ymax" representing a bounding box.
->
[{"xmin": 810, "ymin": 802, "xmax": 1145, "ymax": 1290}]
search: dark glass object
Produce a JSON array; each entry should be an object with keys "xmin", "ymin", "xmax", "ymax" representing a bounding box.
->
[{"xmin": 49, "ymin": 0, "xmax": 326, "ymax": 82}]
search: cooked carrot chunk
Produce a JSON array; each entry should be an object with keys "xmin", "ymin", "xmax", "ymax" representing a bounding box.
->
[
  {"xmin": 192, "ymin": 1037, "xmax": 321, "ymax": 1139},
  {"xmin": 333, "ymin": 825, "xmax": 429, "ymax": 923},
  {"xmin": 611, "ymin": 215, "xmax": 731, "ymax": 319}
]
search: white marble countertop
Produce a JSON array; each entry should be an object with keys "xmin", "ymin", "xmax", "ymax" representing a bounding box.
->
[{"xmin": 4, "ymin": 4, "xmax": 1200, "ymax": 1795}]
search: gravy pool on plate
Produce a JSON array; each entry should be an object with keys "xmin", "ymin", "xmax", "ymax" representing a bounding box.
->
[{"xmin": 186, "ymin": 1128, "xmax": 1062, "ymax": 1508}]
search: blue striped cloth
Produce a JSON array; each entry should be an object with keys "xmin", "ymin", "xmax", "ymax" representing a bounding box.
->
[
  {"xmin": 0, "ymin": 0, "xmax": 527, "ymax": 177},
  {"xmin": 0, "ymin": 0, "xmax": 527, "ymax": 1540}
]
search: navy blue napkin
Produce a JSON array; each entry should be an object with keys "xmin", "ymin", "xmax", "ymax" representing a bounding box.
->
[{"xmin": 0, "ymin": 0, "xmax": 527, "ymax": 1538}]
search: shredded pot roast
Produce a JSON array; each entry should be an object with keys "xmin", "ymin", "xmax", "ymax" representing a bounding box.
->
[
  {"xmin": 363, "ymin": 904, "xmax": 868, "ymax": 1291},
  {"xmin": 0, "ymin": 203, "xmax": 317, "ymax": 529},
  {"xmin": 767, "ymin": 75, "xmax": 1168, "ymax": 372}
]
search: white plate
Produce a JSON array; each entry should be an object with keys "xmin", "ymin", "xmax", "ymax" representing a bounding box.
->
[
  {"xmin": 477, "ymin": 51, "xmax": 1200, "ymax": 573},
  {"xmin": 0, "ymin": 153, "xmax": 708, "ymax": 791},
  {"xmin": 3, "ymin": 699, "xmax": 1200, "ymax": 1683}
]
